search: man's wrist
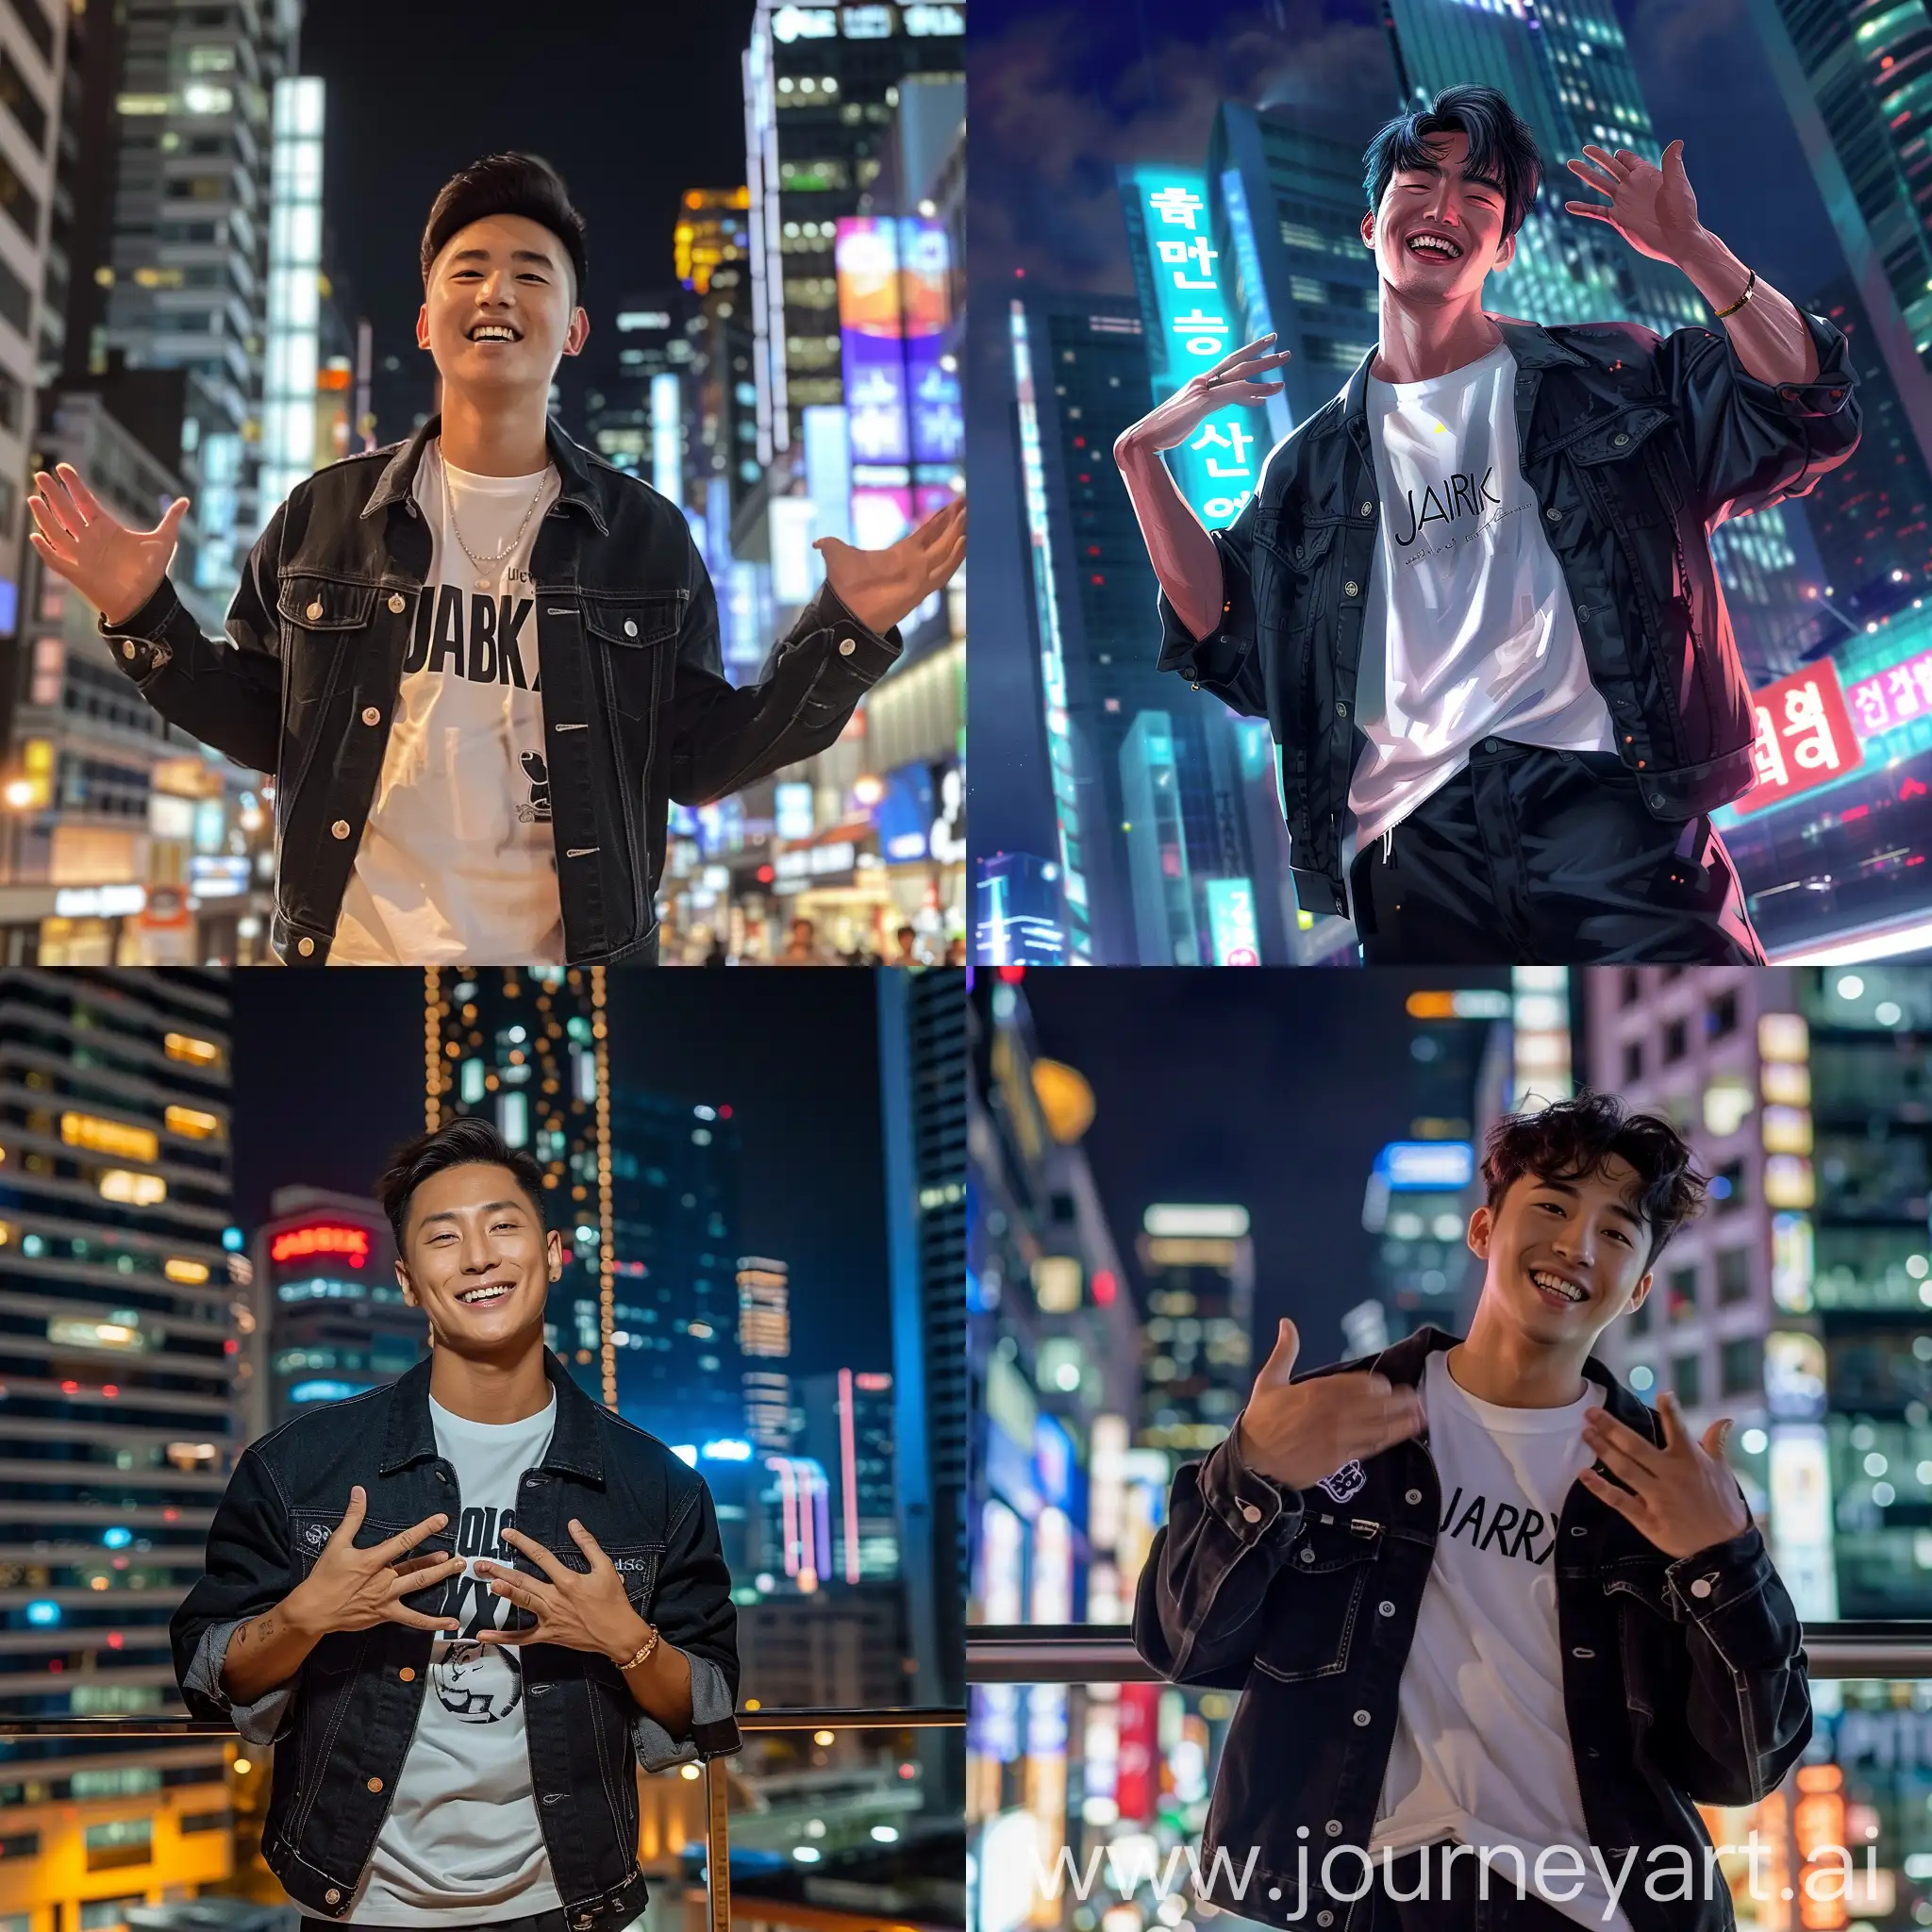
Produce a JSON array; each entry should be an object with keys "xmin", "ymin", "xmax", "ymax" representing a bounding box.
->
[
  {"xmin": 278, "ymin": 1584, "xmax": 323, "ymax": 1641},
  {"xmin": 1674, "ymin": 226, "xmax": 1746, "ymax": 312},
  {"xmin": 606, "ymin": 1609, "xmax": 655, "ymax": 1668}
]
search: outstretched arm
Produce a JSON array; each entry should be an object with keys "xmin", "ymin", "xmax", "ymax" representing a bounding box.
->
[{"xmin": 1113, "ymin": 334, "xmax": 1288, "ymax": 642}]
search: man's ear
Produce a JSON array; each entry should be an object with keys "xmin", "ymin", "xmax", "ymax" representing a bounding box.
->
[
  {"xmin": 546, "ymin": 1228, "xmax": 565, "ymax": 1279},
  {"xmin": 395, "ymin": 1257, "xmax": 415, "ymax": 1307},
  {"xmin": 415, "ymin": 302, "xmax": 431, "ymax": 352},
  {"xmin": 1467, "ymin": 1203, "xmax": 1493, "ymax": 1260},
  {"xmin": 1493, "ymin": 226, "xmax": 1517, "ymax": 274},
  {"xmin": 1361, "ymin": 208, "xmax": 1377, "ymax": 252},
  {"xmin": 1626, "ymin": 1271, "xmax": 1654, "ymax": 1315},
  {"xmin": 564, "ymin": 307, "xmax": 591, "ymax": 358}
]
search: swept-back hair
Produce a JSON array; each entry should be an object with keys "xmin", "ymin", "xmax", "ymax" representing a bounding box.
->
[
  {"xmin": 1362, "ymin": 83, "xmax": 1543, "ymax": 241},
  {"xmin": 376, "ymin": 1116, "xmax": 549, "ymax": 1250}
]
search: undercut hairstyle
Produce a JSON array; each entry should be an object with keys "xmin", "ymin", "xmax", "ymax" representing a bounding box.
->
[
  {"xmin": 1482, "ymin": 1091, "xmax": 1707, "ymax": 1267},
  {"xmin": 376, "ymin": 1117, "xmax": 550, "ymax": 1251},
  {"xmin": 420, "ymin": 151, "xmax": 588, "ymax": 300},
  {"xmin": 1363, "ymin": 83, "xmax": 1543, "ymax": 242}
]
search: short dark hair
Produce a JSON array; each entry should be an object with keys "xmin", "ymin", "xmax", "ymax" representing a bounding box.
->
[
  {"xmin": 1363, "ymin": 84, "xmax": 1543, "ymax": 242},
  {"xmin": 377, "ymin": 1116, "xmax": 549, "ymax": 1251},
  {"xmin": 421, "ymin": 152, "xmax": 587, "ymax": 300},
  {"xmin": 1482, "ymin": 1091, "xmax": 1707, "ymax": 1267}
]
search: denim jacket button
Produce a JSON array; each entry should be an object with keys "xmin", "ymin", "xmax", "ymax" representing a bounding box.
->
[
  {"xmin": 122, "ymin": 640, "xmax": 137, "ymax": 659},
  {"xmin": 325, "ymin": 1891, "xmax": 341, "ymax": 1906},
  {"xmin": 1352, "ymin": 1708, "xmax": 1371, "ymax": 1726},
  {"xmin": 1241, "ymin": 1503, "xmax": 1261, "ymax": 1524},
  {"xmin": 838, "ymin": 637, "xmax": 857, "ymax": 657},
  {"xmin": 1546, "ymin": 507, "xmax": 1561, "ymax": 522},
  {"xmin": 362, "ymin": 707, "xmax": 381, "ymax": 726},
  {"xmin": 1405, "ymin": 1488, "xmax": 1423, "ymax": 1506},
  {"xmin": 388, "ymin": 592, "xmax": 406, "ymax": 614},
  {"xmin": 297, "ymin": 938, "xmax": 315, "ymax": 958},
  {"xmin": 331, "ymin": 820, "xmax": 351, "ymax": 840},
  {"xmin": 367, "ymin": 1776, "xmax": 383, "ymax": 1792},
  {"xmin": 1377, "ymin": 1600, "xmax": 1395, "ymax": 1617},
  {"xmin": 1690, "ymin": 1577, "xmax": 1714, "ymax": 1598},
  {"xmin": 625, "ymin": 619, "xmax": 639, "ymax": 638},
  {"xmin": 1324, "ymin": 1820, "xmax": 1343, "ymax": 1837},
  {"xmin": 307, "ymin": 598, "xmax": 324, "ymax": 620},
  {"xmin": 1299, "ymin": 1547, "xmax": 1315, "ymax": 1563},
  {"xmin": 1318, "ymin": 1915, "xmax": 1334, "ymax": 1926}
]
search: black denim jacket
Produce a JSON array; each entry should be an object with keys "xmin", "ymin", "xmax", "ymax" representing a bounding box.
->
[
  {"xmin": 99, "ymin": 415, "xmax": 904, "ymax": 964},
  {"xmin": 169, "ymin": 1347, "xmax": 740, "ymax": 1932},
  {"xmin": 1157, "ymin": 314, "xmax": 1862, "ymax": 920},
  {"xmin": 1134, "ymin": 1325, "xmax": 1810, "ymax": 1932}
]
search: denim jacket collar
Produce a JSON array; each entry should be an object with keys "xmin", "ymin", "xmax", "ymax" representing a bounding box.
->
[
  {"xmin": 377, "ymin": 1343, "xmax": 608, "ymax": 1482},
  {"xmin": 363, "ymin": 413, "xmax": 611, "ymax": 537}
]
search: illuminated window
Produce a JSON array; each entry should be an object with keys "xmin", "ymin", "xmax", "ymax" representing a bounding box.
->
[
  {"xmin": 62, "ymin": 1113, "xmax": 159, "ymax": 1163},
  {"xmin": 165, "ymin": 1105, "xmax": 220, "ymax": 1140},
  {"xmin": 99, "ymin": 1171, "xmax": 167, "ymax": 1207},
  {"xmin": 164, "ymin": 1033, "xmax": 223, "ymax": 1068},
  {"xmin": 164, "ymin": 1258, "xmax": 209, "ymax": 1284}
]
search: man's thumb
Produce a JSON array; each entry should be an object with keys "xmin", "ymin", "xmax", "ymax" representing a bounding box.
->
[
  {"xmin": 1257, "ymin": 1317, "xmax": 1300, "ymax": 1387},
  {"xmin": 157, "ymin": 497, "xmax": 190, "ymax": 541},
  {"xmin": 1703, "ymin": 1418, "xmax": 1733, "ymax": 1458}
]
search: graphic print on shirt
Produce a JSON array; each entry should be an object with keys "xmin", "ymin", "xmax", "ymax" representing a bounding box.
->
[
  {"xmin": 401, "ymin": 583, "xmax": 542, "ymax": 692},
  {"xmin": 1318, "ymin": 1458, "xmax": 1367, "ymax": 1503},
  {"xmin": 518, "ymin": 753, "xmax": 552, "ymax": 824},
  {"xmin": 1436, "ymin": 1485, "xmax": 1558, "ymax": 1566},
  {"xmin": 432, "ymin": 1505, "xmax": 525, "ymax": 1725}
]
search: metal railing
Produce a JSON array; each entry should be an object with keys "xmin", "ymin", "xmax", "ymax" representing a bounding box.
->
[
  {"xmin": 965, "ymin": 1621, "xmax": 1932, "ymax": 1682},
  {"xmin": 0, "ymin": 1706, "xmax": 966, "ymax": 1932}
]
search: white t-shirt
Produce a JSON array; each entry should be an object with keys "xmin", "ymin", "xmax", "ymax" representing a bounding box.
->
[
  {"xmin": 1348, "ymin": 341, "xmax": 1615, "ymax": 853},
  {"xmin": 346, "ymin": 1390, "xmax": 562, "ymax": 1925},
  {"xmin": 1372, "ymin": 1350, "xmax": 1632, "ymax": 1932},
  {"xmin": 330, "ymin": 441, "xmax": 564, "ymax": 966}
]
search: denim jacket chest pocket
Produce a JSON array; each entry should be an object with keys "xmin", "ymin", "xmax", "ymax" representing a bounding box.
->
[
  {"xmin": 290, "ymin": 1507, "xmax": 450, "ymax": 1672},
  {"xmin": 582, "ymin": 591, "xmax": 684, "ymax": 724},
  {"xmin": 1254, "ymin": 1514, "xmax": 1385, "ymax": 1683},
  {"xmin": 1251, "ymin": 515, "xmax": 1338, "ymax": 643},
  {"xmin": 277, "ymin": 575, "xmax": 379, "ymax": 659}
]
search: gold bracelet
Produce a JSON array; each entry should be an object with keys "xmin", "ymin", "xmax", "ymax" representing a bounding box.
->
[
  {"xmin": 614, "ymin": 1625, "xmax": 660, "ymax": 1673},
  {"xmin": 1712, "ymin": 267, "xmax": 1757, "ymax": 321}
]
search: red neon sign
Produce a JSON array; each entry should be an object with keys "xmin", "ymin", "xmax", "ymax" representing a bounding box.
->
[
  {"xmin": 1731, "ymin": 659, "xmax": 1861, "ymax": 818},
  {"xmin": 271, "ymin": 1224, "xmax": 371, "ymax": 1268}
]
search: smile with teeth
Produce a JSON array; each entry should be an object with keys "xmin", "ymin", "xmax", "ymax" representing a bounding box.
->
[
  {"xmin": 1531, "ymin": 1269, "xmax": 1587, "ymax": 1305},
  {"xmin": 470, "ymin": 324, "xmax": 519, "ymax": 342},
  {"xmin": 1406, "ymin": 233, "xmax": 1463, "ymax": 260},
  {"xmin": 458, "ymin": 1283, "xmax": 514, "ymax": 1305}
]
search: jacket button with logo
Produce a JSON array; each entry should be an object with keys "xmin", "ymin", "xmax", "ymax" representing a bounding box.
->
[
  {"xmin": 388, "ymin": 592, "xmax": 406, "ymax": 614},
  {"xmin": 307, "ymin": 598, "xmax": 324, "ymax": 620},
  {"xmin": 362, "ymin": 707, "xmax": 381, "ymax": 726},
  {"xmin": 1612, "ymin": 431, "xmax": 1630, "ymax": 445},
  {"xmin": 399, "ymin": 1667, "xmax": 415, "ymax": 1682},
  {"xmin": 1546, "ymin": 507, "xmax": 1561, "ymax": 522},
  {"xmin": 1336, "ymin": 702, "xmax": 1348, "ymax": 719},
  {"xmin": 331, "ymin": 820, "xmax": 351, "ymax": 840},
  {"xmin": 1299, "ymin": 1546, "xmax": 1315, "ymax": 1563},
  {"xmin": 1352, "ymin": 1708, "xmax": 1372, "ymax": 1726},
  {"xmin": 1293, "ymin": 544, "xmax": 1305, "ymax": 560},
  {"xmin": 838, "ymin": 637, "xmax": 857, "ymax": 657},
  {"xmin": 1405, "ymin": 1488, "xmax": 1423, "ymax": 1506},
  {"xmin": 1378, "ymin": 1600, "xmax": 1395, "ymax": 1617},
  {"xmin": 324, "ymin": 1891, "xmax": 340, "ymax": 1906},
  {"xmin": 1359, "ymin": 502, "xmax": 1373, "ymax": 516},
  {"xmin": 1343, "ymin": 580, "xmax": 1359, "ymax": 596},
  {"xmin": 367, "ymin": 1776, "xmax": 383, "ymax": 1792},
  {"xmin": 123, "ymin": 640, "xmax": 138, "ymax": 659},
  {"xmin": 297, "ymin": 937, "xmax": 315, "ymax": 958}
]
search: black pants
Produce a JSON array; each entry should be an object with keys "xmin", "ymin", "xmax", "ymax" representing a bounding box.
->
[
  {"xmin": 1347, "ymin": 739, "xmax": 1765, "ymax": 965},
  {"xmin": 1363, "ymin": 1844, "xmax": 1592, "ymax": 1930}
]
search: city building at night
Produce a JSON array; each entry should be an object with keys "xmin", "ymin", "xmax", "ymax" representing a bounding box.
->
[
  {"xmin": 95, "ymin": 0, "xmax": 304, "ymax": 633},
  {"xmin": 254, "ymin": 1184, "xmax": 413, "ymax": 1430},
  {"xmin": 0, "ymin": 968, "xmax": 246, "ymax": 1932}
]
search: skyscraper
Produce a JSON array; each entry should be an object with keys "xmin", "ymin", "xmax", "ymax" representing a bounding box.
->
[
  {"xmin": 97, "ymin": 0, "xmax": 304, "ymax": 630},
  {"xmin": 738, "ymin": 1254, "xmax": 791, "ymax": 1452},
  {"xmin": 0, "ymin": 968, "xmax": 246, "ymax": 1924},
  {"xmin": 425, "ymin": 966, "xmax": 614, "ymax": 1407},
  {"xmin": 606, "ymin": 1087, "xmax": 744, "ymax": 1445}
]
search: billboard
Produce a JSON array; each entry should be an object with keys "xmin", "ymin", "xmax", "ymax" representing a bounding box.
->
[
  {"xmin": 834, "ymin": 215, "xmax": 960, "ymax": 473},
  {"xmin": 1204, "ymin": 875, "xmax": 1260, "ymax": 964},
  {"xmin": 1730, "ymin": 659, "xmax": 1860, "ymax": 818},
  {"xmin": 1121, "ymin": 164, "xmax": 1270, "ymax": 530}
]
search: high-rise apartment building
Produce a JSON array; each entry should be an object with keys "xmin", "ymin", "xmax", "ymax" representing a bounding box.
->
[
  {"xmin": 0, "ymin": 968, "xmax": 245, "ymax": 1930},
  {"xmin": 98, "ymin": 0, "xmax": 302, "ymax": 630},
  {"xmin": 738, "ymin": 1253, "xmax": 791, "ymax": 1451}
]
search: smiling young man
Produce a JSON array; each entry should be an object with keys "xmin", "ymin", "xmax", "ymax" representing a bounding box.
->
[
  {"xmin": 171, "ymin": 1117, "xmax": 737, "ymax": 1932},
  {"xmin": 28, "ymin": 152, "xmax": 964, "ymax": 966},
  {"xmin": 1114, "ymin": 84, "xmax": 1860, "ymax": 964},
  {"xmin": 1137, "ymin": 1092, "xmax": 1811, "ymax": 1932}
]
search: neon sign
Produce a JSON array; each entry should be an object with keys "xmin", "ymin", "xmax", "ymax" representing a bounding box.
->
[{"xmin": 271, "ymin": 1224, "xmax": 370, "ymax": 1268}]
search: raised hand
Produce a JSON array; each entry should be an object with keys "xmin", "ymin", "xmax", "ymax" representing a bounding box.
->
[
  {"xmin": 1578, "ymin": 1391, "xmax": 1750, "ymax": 1559},
  {"xmin": 1114, "ymin": 333, "xmax": 1290, "ymax": 463},
  {"xmin": 1235, "ymin": 1318, "xmax": 1426, "ymax": 1492},
  {"xmin": 1562, "ymin": 141, "xmax": 1703, "ymax": 267},
  {"xmin": 27, "ymin": 463, "xmax": 191, "ymax": 627},
  {"xmin": 817, "ymin": 492, "xmax": 965, "ymax": 636},
  {"xmin": 285, "ymin": 1485, "xmax": 465, "ymax": 1638},
  {"xmin": 473, "ymin": 1519, "xmax": 652, "ymax": 1662}
]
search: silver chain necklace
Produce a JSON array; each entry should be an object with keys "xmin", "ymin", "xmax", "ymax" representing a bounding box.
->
[{"xmin": 441, "ymin": 447, "xmax": 550, "ymax": 591}]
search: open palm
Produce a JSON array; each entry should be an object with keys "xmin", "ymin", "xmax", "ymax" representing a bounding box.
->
[
  {"xmin": 1563, "ymin": 140, "xmax": 1703, "ymax": 266},
  {"xmin": 29, "ymin": 463, "xmax": 190, "ymax": 627},
  {"xmin": 817, "ymin": 493, "xmax": 965, "ymax": 635}
]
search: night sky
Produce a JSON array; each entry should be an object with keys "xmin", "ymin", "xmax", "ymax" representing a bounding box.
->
[
  {"xmin": 226, "ymin": 970, "xmax": 893, "ymax": 1381},
  {"xmin": 1015, "ymin": 969, "xmax": 1516, "ymax": 1371},
  {"xmin": 967, "ymin": 0, "xmax": 1849, "ymax": 864},
  {"xmin": 296, "ymin": 2, "xmax": 757, "ymax": 441}
]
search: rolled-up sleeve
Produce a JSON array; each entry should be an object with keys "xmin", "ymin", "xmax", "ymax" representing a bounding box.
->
[
  {"xmin": 168, "ymin": 1444, "xmax": 302, "ymax": 1742},
  {"xmin": 1657, "ymin": 308, "xmax": 1861, "ymax": 528},
  {"xmin": 631, "ymin": 1477, "xmax": 741, "ymax": 1771},
  {"xmin": 1155, "ymin": 498, "xmax": 1267, "ymax": 717}
]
